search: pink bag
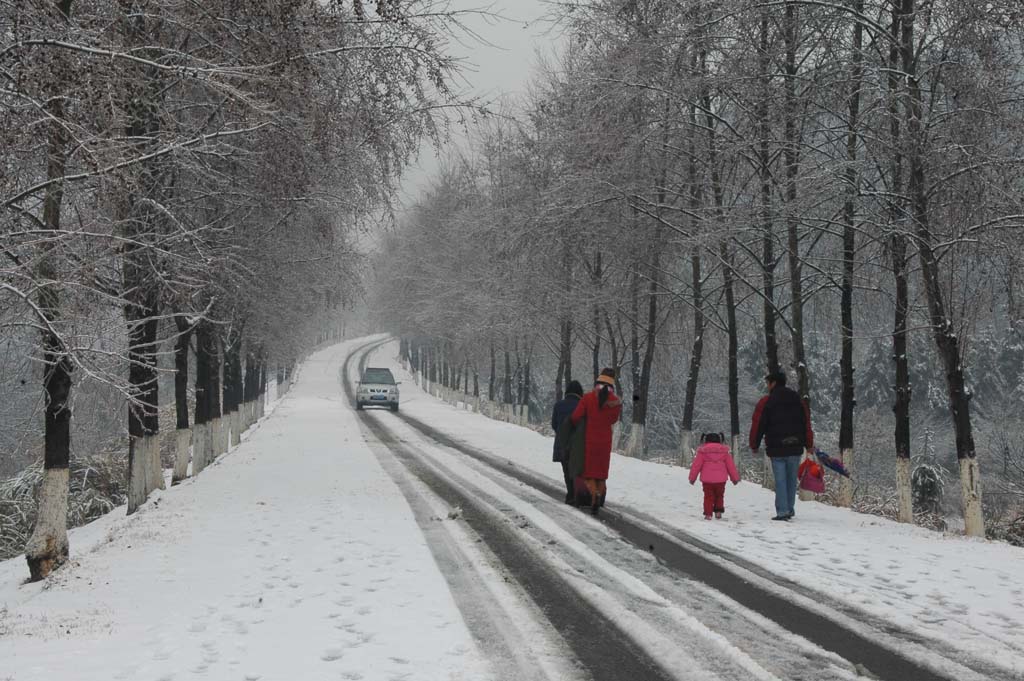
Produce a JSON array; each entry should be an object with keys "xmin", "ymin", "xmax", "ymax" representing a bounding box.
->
[{"xmin": 798, "ymin": 459, "xmax": 826, "ymax": 494}]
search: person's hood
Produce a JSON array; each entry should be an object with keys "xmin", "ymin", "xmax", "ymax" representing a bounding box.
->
[{"xmin": 699, "ymin": 442, "xmax": 731, "ymax": 460}]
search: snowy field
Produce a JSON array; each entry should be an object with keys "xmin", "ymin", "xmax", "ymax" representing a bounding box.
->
[
  {"xmin": 368, "ymin": 341, "xmax": 1024, "ymax": 679},
  {"xmin": 0, "ymin": 339, "xmax": 493, "ymax": 681}
]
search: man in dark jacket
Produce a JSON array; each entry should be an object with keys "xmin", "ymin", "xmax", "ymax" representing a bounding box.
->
[
  {"xmin": 749, "ymin": 371, "xmax": 814, "ymax": 521},
  {"xmin": 551, "ymin": 380, "xmax": 584, "ymax": 504}
]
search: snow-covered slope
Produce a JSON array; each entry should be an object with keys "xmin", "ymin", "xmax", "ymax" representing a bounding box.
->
[
  {"xmin": 0, "ymin": 339, "xmax": 492, "ymax": 681},
  {"xmin": 372, "ymin": 342, "xmax": 1024, "ymax": 678}
]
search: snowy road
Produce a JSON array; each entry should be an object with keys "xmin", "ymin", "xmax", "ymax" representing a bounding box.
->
[{"xmin": 350, "ymin": 338, "xmax": 1023, "ymax": 681}]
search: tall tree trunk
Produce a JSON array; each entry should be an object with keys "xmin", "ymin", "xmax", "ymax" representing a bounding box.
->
[
  {"xmin": 559, "ymin": 317, "xmax": 573, "ymax": 398},
  {"xmin": 722, "ymin": 241, "xmax": 741, "ymax": 453},
  {"xmin": 837, "ymin": 0, "xmax": 864, "ymax": 508},
  {"xmin": 603, "ymin": 314, "xmax": 619, "ymax": 383},
  {"xmin": 503, "ymin": 348, "xmax": 513, "ymax": 405},
  {"xmin": 680, "ymin": 248, "xmax": 704, "ymax": 466},
  {"xmin": 626, "ymin": 266, "xmax": 642, "ymax": 456},
  {"xmin": 783, "ymin": 0, "xmax": 809, "ymax": 406},
  {"xmin": 888, "ymin": 5, "xmax": 913, "ymax": 523},
  {"xmin": 758, "ymin": 11, "xmax": 780, "ymax": 375},
  {"xmin": 627, "ymin": 225, "xmax": 662, "ymax": 459},
  {"xmin": 488, "ymin": 342, "xmax": 496, "ymax": 401},
  {"xmin": 604, "ymin": 312, "xmax": 624, "ymax": 451},
  {"xmin": 222, "ymin": 336, "xmax": 235, "ymax": 442},
  {"xmin": 124, "ymin": 291, "xmax": 161, "ymax": 515},
  {"xmin": 702, "ymin": 86, "xmax": 741, "ymax": 455},
  {"xmin": 555, "ymin": 352, "xmax": 565, "ymax": 403},
  {"xmin": 523, "ymin": 349, "xmax": 533, "ymax": 424},
  {"xmin": 122, "ymin": 3, "xmax": 165, "ymax": 514},
  {"xmin": 171, "ymin": 317, "xmax": 192, "ymax": 484},
  {"xmin": 782, "ymin": 0, "xmax": 813, "ymax": 505},
  {"xmin": 893, "ymin": 232, "xmax": 913, "ymax": 522},
  {"xmin": 210, "ymin": 333, "xmax": 224, "ymax": 456},
  {"xmin": 900, "ymin": 0, "xmax": 983, "ymax": 536},
  {"xmin": 591, "ymin": 252, "xmax": 603, "ymax": 384},
  {"xmin": 680, "ymin": 93, "xmax": 705, "ymax": 465},
  {"xmin": 193, "ymin": 323, "xmax": 214, "ymax": 475},
  {"xmin": 26, "ymin": 1, "xmax": 74, "ymax": 578}
]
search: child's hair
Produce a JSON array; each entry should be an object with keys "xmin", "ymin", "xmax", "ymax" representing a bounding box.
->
[{"xmin": 701, "ymin": 432, "xmax": 725, "ymax": 444}]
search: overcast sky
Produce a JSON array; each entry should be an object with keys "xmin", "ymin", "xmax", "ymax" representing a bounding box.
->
[{"xmin": 396, "ymin": 0, "xmax": 564, "ymax": 205}]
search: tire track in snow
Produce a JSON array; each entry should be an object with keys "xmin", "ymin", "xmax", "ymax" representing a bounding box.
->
[
  {"xmin": 371, "ymin": 412, "xmax": 861, "ymax": 681},
  {"xmin": 360, "ymin": 413, "xmax": 589, "ymax": 681},
  {"xmin": 349, "ymin": 339, "xmax": 1006, "ymax": 681},
  {"xmin": 344, "ymin": 341, "xmax": 681, "ymax": 681}
]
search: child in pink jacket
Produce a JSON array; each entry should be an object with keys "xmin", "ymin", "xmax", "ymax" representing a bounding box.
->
[{"xmin": 688, "ymin": 433, "xmax": 740, "ymax": 519}]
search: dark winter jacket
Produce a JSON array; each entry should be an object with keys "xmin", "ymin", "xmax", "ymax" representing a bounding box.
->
[
  {"xmin": 749, "ymin": 385, "xmax": 814, "ymax": 458},
  {"xmin": 551, "ymin": 394, "xmax": 582, "ymax": 461}
]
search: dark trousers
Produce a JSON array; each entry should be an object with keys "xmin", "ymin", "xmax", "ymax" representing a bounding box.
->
[
  {"xmin": 702, "ymin": 482, "xmax": 726, "ymax": 516},
  {"xmin": 560, "ymin": 460, "xmax": 574, "ymax": 499}
]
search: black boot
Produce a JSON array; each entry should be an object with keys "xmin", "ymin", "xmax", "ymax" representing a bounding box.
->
[{"xmin": 590, "ymin": 501, "xmax": 600, "ymax": 517}]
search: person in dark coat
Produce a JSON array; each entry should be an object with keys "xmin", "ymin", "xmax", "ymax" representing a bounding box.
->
[
  {"xmin": 551, "ymin": 380, "xmax": 584, "ymax": 504},
  {"xmin": 571, "ymin": 368, "xmax": 623, "ymax": 516},
  {"xmin": 749, "ymin": 370, "xmax": 814, "ymax": 521}
]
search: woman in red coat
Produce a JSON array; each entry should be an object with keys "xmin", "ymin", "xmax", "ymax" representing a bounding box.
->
[{"xmin": 570, "ymin": 368, "xmax": 623, "ymax": 515}]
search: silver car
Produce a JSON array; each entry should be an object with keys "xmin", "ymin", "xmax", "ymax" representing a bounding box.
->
[{"xmin": 355, "ymin": 367, "xmax": 400, "ymax": 411}]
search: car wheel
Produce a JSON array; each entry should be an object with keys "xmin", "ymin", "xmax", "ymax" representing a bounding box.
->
[
  {"xmin": 390, "ymin": 403, "xmax": 399, "ymax": 413},
  {"xmin": 355, "ymin": 401, "xmax": 363, "ymax": 411}
]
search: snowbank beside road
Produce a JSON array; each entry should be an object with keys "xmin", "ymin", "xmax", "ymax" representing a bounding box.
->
[
  {"xmin": 0, "ymin": 338, "xmax": 492, "ymax": 681},
  {"xmin": 374, "ymin": 341, "xmax": 1024, "ymax": 677}
]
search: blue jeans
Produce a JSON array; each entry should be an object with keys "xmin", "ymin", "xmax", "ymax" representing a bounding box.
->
[{"xmin": 771, "ymin": 456, "xmax": 801, "ymax": 517}]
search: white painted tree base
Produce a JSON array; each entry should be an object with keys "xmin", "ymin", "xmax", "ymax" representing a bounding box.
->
[
  {"xmin": 960, "ymin": 457, "xmax": 985, "ymax": 537},
  {"xmin": 678, "ymin": 430, "xmax": 693, "ymax": 467},
  {"xmin": 624, "ymin": 424, "xmax": 645, "ymax": 459},
  {"xmin": 193, "ymin": 423, "xmax": 210, "ymax": 475},
  {"xmin": 222, "ymin": 415, "xmax": 231, "ymax": 452},
  {"xmin": 25, "ymin": 467, "xmax": 69, "ymax": 580},
  {"xmin": 729, "ymin": 435, "xmax": 742, "ymax": 463},
  {"xmin": 231, "ymin": 410, "xmax": 242, "ymax": 447},
  {"xmin": 211, "ymin": 417, "xmax": 225, "ymax": 457},
  {"xmin": 172, "ymin": 428, "xmax": 191, "ymax": 484},
  {"xmin": 896, "ymin": 457, "xmax": 913, "ymax": 523},
  {"xmin": 127, "ymin": 435, "xmax": 162, "ymax": 515},
  {"xmin": 150, "ymin": 433, "xmax": 165, "ymax": 493}
]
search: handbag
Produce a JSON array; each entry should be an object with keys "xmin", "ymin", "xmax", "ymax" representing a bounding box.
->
[{"xmin": 798, "ymin": 458, "xmax": 826, "ymax": 494}]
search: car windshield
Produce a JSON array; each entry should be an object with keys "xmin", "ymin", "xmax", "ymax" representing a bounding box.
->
[{"xmin": 361, "ymin": 368, "xmax": 395, "ymax": 385}]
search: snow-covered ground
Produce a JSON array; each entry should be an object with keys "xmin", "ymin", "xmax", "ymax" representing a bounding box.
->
[
  {"xmin": 4, "ymin": 336, "xmax": 1022, "ymax": 681},
  {"xmin": 370, "ymin": 341, "xmax": 1024, "ymax": 679},
  {"xmin": 0, "ymin": 339, "xmax": 494, "ymax": 681}
]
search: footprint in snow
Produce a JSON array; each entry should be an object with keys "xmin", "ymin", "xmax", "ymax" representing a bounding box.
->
[
  {"xmin": 340, "ymin": 673, "xmax": 364, "ymax": 680},
  {"xmin": 322, "ymin": 648, "xmax": 345, "ymax": 662}
]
